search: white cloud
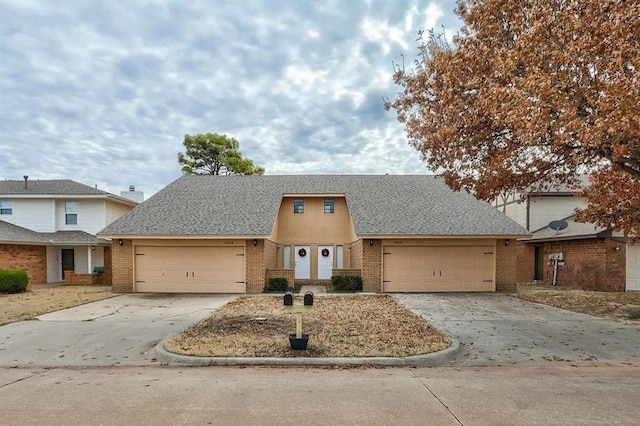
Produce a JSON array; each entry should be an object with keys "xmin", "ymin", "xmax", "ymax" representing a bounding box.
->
[{"xmin": 0, "ymin": 0, "xmax": 462, "ymax": 197}]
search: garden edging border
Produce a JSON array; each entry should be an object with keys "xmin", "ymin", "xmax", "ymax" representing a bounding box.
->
[{"xmin": 153, "ymin": 337, "xmax": 460, "ymax": 367}]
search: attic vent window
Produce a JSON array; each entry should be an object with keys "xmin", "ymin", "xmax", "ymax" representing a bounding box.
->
[
  {"xmin": 293, "ymin": 199, "xmax": 304, "ymax": 214},
  {"xmin": 0, "ymin": 200, "xmax": 13, "ymax": 215},
  {"xmin": 324, "ymin": 198, "xmax": 334, "ymax": 214}
]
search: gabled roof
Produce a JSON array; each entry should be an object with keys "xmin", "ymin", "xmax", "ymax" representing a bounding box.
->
[
  {"xmin": 523, "ymin": 216, "xmax": 610, "ymax": 243},
  {"xmin": 0, "ymin": 220, "xmax": 109, "ymax": 245},
  {"xmin": 41, "ymin": 231, "xmax": 110, "ymax": 245},
  {"xmin": 99, "ymin": 175, "xmax": 529, "ymax": 238},
  {"xmin": 0, "ymin": 179, "xmax": 137, "ymax": 205},
  {"xmin": 0, "ymin": 220, "xmax": 45, "ymax": 244}
]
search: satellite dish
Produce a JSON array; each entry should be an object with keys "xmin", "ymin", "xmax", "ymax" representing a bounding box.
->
[{"xmin": 548, "ymin": 220, "xmax": 568, "ymax": 233}]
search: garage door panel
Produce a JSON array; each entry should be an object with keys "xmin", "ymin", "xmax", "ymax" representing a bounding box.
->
[
  {"xmin": 627, "ymin": 245, "xmax": 640, "ymax": 291},
  {"xmin": 135, "ymin": 246, "xmax": 245, "ymax": 293},
  {"xmin": 383, "ymin": 245, "xmax": 494, "ymax": 292}
]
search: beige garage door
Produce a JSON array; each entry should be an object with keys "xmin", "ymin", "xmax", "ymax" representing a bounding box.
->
[
  {"xmin": 135, "ymin": 246, "xmax": 245, "ymax": 293},
  {"xmin": 626, "ymin": 244, "xmax": 640, "ymax": 291},
  {"xmin": 383, "ymin": 246, "xmax": 494, "ymax": 292}
]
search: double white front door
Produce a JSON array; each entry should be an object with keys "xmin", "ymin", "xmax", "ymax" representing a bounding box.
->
[{"xmin": 294, "ymin": 245, "xmax": 333, "ymax": 280}]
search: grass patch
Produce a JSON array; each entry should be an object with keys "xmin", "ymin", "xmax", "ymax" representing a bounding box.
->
[
  {"xmin": 165, "ymin": 295, "xmax": 450, "ymax": 358},
  {"xmin": 515, "ymin": 286, "xmax": 640, "ymax": 327},
  {"xmin": 0, "ymin": 285, "xmax": 116, "ymax": 325}
]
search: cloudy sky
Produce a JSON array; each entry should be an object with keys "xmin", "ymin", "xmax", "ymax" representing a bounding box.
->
[{"xmin": 0, "ymin": 0, "xmax": 462, "ymax": 197}]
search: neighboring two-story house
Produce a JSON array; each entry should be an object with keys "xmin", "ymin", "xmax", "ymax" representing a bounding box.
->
[
  {"xmin": 99, "ymin": 175, "xmax": 529, "ymax": 294},
  {"xmin": 0, "ymin": 178, "xmax": 138, "ymax": 287},
  {"xmin": 494, "ymin": 176, "xmax": 639, "ymax": 291}
]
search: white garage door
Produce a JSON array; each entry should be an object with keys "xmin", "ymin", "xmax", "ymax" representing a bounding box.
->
[
  {"xmin": 135, "ymin": 246, "xmax": 245, "ymax": 293},
  {"xmin": 626, "ymin": 244, "xmax": 640, "ymax": 292},
  {"xmin": 383, "ymin": 246, "xmax": 494, "ymax": 292}
]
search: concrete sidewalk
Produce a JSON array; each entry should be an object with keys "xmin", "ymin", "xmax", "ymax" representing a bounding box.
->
[{"xmin": 1, "ymin": 364, "xmax": 638, "ymax": 425}]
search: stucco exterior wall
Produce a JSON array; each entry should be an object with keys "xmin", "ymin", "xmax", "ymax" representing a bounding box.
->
[
  {"xmin": 528, "ymin": 196, "xmax": 587, "ymax": 232},
  {"xmin": 350, "ymin": 239, "xmax": 363, "ymax": 272}
]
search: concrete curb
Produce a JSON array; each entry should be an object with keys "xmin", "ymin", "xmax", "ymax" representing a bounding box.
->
[{"xmin": 153, "ymin": 338, "xmax": 461, "ymax": 367}]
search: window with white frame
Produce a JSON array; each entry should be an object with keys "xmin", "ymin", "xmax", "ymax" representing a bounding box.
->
[
  {"xmin": 283, "ymin": 245, "xmax": 291, "ymax": 269},
  {"xmin": 293, "ymin": 199, "xmax": 304, "ymax": 214},
  {"xmin": 0, "ymin": 200, "xmax": 13, "ymax": 215},
  {"xmin": 336, "ymin": 245, "xmax": 344, "ymax": 269},
  {"xmin": 65, "ymin": 202, "xmax": 78, "ymax": 225},
  {"xmin": 324, "ymin": 198, "xmax": 334, "ymax": 214}
]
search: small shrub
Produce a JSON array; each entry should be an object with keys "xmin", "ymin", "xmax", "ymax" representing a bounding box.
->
[
  {"xmin": 264, "ymin": 277, "xmax": 289, "ymax": 292},
  {"xmin": 0, "ymin": 269, "xmax": 29, "ymax": 293},
  {"xmin": 331, "ymin": 275, "xmax": 363, "ymax": 291}
]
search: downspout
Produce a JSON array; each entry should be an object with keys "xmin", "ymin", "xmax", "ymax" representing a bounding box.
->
[{"xmin": 525, "ymin": 195, "xmax": 531, "ymax": 231}]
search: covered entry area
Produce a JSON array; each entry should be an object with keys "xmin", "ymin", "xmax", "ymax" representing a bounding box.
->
[
  {"xmin": 382, "ymin": 241, "xmax": 495, "ymax": 292},
  {"xmin": 134, "ymin": 244, "xmax": 245, "ymax": 293}
]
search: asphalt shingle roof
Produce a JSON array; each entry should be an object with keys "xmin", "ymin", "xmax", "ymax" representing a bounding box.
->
[
  {"xmin": 99, "ymin": 175, "xmax": 529, "ymax": 238},
  {"xmin": 0, "ymin": 179, "xmax": 137, "ymax": 205},
  {"xmin": 0, "ymin": 179, "xmax": 108, "ymax": 195},
  {"xmin": 524, "ymin": 216, "xmax": 609, "ymax": 243},
  {"xmin": 0, "ymin": 220, "xmax": 109, "ymax": 245},
  {"xmin": 0, "ymin": 220, "xmax": 44, "ymax": 243}
]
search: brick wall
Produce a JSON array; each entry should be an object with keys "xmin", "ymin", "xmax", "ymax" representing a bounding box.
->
[
  {"xmin": 65, "ymin": 273, "xmax": 102, "ymax": 285},
  {"xmin": 350, "ymin": 239, "xmax": 363, "ymax": 271},
  {"xmin": 543, "ymin": 238, "xmax": 625, "ymax": 291},
  {"xmin": 361, "ymin": 239, "xmax": 382, "ymax": 292},
  {"xmin": 264, "ymin": 240, "xmax": 277, "ymax": 270},
  {"xmin": 112, "ymin": 239, "xmax": 133, "ymax": 292},
  {"xmin": 0, "ymin": 244, "xmax": 46, "ymax": 289},
  {"xmin": 516, "ymin": 243, "xmax": 535, "ymax": 284},
  {"xmin": 103, "ymin": 246, "xmax": 112, "ymax": 285},
  {"xmin": 265, "ymin": 268, "xmax": 295, "ymax": 289},
  {"xmin": 496, "ymin": 239, "xmax": 518, "ymax": 292},
  {"xmin": 245, "ymin": 239, "xmax": 265, "ymax": 293},
  {"xmin": 331, "ymin": 268, "xmax": 361, "ymax": 277}
]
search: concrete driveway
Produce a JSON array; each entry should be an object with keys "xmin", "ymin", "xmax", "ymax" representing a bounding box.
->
[
  {"xmin": 0, "ymin": 294, "xmax": 237, "ymax": 368},
  {"xmin": 394, "ymin": 293, "xmax": 640, "ymax": 366},
  {"xmin": 3, "ymin": 292, "xmax": 639, "ymax": 368}
]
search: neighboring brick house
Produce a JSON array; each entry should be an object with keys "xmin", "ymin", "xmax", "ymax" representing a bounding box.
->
[
  {"xmin": 493, "ymin": 177, "xmax": 639, "ymax": 291},
  {"xmin": 99, "ymin": 175, "xmax": 529, "ymax": 294},
  {"xmin": 0, "ymin": 178, "xmax": 138, "ymax": 287}
]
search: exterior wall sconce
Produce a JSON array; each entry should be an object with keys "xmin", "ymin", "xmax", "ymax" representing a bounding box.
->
[
  {"xmin": 369, "ymin": 239, "xmax": 375, "ymax": 246},
  {"xmin": 613, "ymin": 246, "xmax": 621, "ymax": 252},
  {"xmin": 504, "ymin": 239, "xmax": 510, "ymax": 246},
  {"xmin": 118, "ymin": 239, "xmax": 124, "ymax": 246},
  {"xmin": 91, "ymin": 245, "xmax": 96, "ymax": 251},
  {"xmin": 253, "ymin": 239, "xmax": 258, "ymax": 246}
]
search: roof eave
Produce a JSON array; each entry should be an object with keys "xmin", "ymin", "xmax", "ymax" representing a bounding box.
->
[
  {"xmin": 356, "ymin": 233, "xmax": 531, "ymax": 239},
  {"xmin": 97, "ymin": 234, "xmax": 271, "ymax": 240},
  {"xmin": 520, "ymin": 234, "xmax": 601, "ymax": 243}
]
